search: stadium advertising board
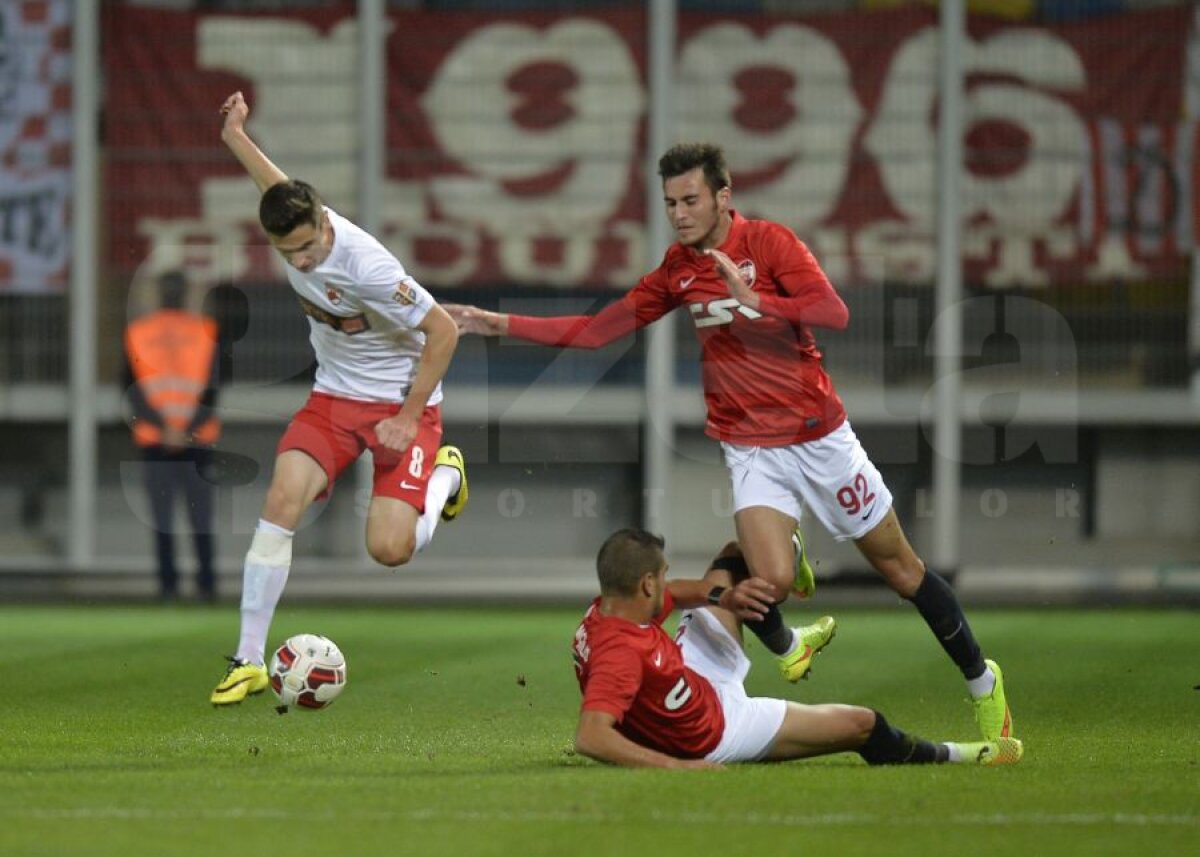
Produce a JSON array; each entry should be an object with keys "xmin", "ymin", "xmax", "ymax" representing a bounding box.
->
[{"xmin": 103, "ymin": 3, "xmax": 1193, "ymax": 292}]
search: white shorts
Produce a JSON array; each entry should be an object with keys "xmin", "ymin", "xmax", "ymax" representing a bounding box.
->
[
  {"xmin": 721, "ymin": 420, "xmax": 892, "ymax": 542},
  {"xmin": 676, "ymin": 608, "xmax": 787, "ymax": 764}
]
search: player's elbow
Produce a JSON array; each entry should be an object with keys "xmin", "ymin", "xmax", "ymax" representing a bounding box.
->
[
  {"xmin": 573, "ymin": 722, "xmax": 612, "ymax": 764},
  {"xmin": 573, "ymin": 730, "xmax": 602, "ymax": 762},
  {"xmin": 827, "ymin": 301, "xmax": 850, "ymax": 330},
  {"xmin": 442, "ymin": 321, "xmax": 460, "ymax": 356},
  {"xmin": 430, "ymin": 309, "xmax": 460, "ymax": 351}
]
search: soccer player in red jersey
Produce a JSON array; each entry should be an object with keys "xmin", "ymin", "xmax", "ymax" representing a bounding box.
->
[
  {"xmin": 449, "ymin": 143, "xmax": 1011, "ymax": 742},
  {"xmin": 572, "ymin": 530, "xmax": 1022, "ymax": 768}
]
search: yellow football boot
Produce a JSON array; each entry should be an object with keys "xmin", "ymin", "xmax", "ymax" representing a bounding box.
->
[
  {"xmin": 953, "ymin": 737, "xmax": 1024, "ymax": 767},
  {"xmin": 435, "ymin": 445, "xmax": 468, "ymax": 522},
  {"xmin": 210, "ymin": 657, "xmax": 269, "ymax": 706},
  {"xmin": 972, "ymin": 659, "xmax": 1013, "ymax": 741},
  {"xmin": 777, "ymin": 615, "xmax": 837, "ymax": 682},
  {"xmin": 791, "ymin": 526, "xmax": 816, "ymax": 598}
]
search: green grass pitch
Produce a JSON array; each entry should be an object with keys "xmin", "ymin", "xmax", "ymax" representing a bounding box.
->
[{"xmin": 1, "ymin": 604, "xmax": 1197, "ymax": 856}]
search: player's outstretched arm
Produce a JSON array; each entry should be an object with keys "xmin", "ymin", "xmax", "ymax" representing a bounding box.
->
[
  {"xmin": 575, "ymin": 710, "xmax": 720, "ymax": 770},
  {"xmin": 219, "ymin": 91, "xmax": 288, "ymax": 194},
  {"xmin": 444, "ymin": 297, "xmax": 644, "ymax": 350}
]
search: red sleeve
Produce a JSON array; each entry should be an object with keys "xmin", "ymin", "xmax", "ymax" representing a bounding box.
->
[
  {"xmin": 580, "ymin": 643, "xmax": 643, "ymax": 722},
  {"xmin": 507, "ymin": 270, "xmax": 676, "ymax": 349},
  {"xmin": 651, "ymin": 590, "xmax": 675, "ymax": 627},
  {"xmin": 754, "ymin": 224, "xmax": 849, "ymax": 330}
]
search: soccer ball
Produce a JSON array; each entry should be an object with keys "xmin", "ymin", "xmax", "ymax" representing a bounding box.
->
[{"xmin": 269, "ymin": 633, "xmax": 347, "ymax": 711}]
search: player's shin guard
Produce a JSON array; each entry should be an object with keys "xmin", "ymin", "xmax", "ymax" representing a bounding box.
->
[
  {"xmin": 858, "ymin": 710, "xmax": 948, "ymax": 765},
  {"xmin": 743, "ymin": 603, "xmax": 794, "ymax": 656},
  {"xmin": 235, "ymin": 520, "xmax": 293, "ymax": 665},
  {"xmin": 413, "ymin": 466, "xmax": 457, "ymax": 553},
  {"xmin": 907, "ymin": 570, "xmax": 986, "ymax": 681}
]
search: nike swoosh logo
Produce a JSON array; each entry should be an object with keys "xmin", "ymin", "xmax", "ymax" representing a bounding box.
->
[
  {"xmin": 400, "ymin": 481, "xmax": 420, "ymax": 490},
  {"xmin": 680, "ymin": 276, "xmax": 696, "ymax": 289},
  {"xmin": 653, "ymin": 652, "xmax": 663, "ymax": 667},
  {"xmin": 941, "ymin": 622, "xmax": 963, "ymax": 642}
]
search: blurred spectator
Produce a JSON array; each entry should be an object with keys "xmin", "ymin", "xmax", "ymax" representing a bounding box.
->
[
  {"xmin": 202, "ymin": 281, "xmax": 250, "ymax": 386},
  {"xmin": 123, "ymin": 270, "xmax": 222, "ymax": 602}
]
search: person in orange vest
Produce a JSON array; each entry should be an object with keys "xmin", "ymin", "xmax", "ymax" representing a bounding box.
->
[{"xmin": 123, "ymin": 270, "xmax": 222, "ymax": 602}]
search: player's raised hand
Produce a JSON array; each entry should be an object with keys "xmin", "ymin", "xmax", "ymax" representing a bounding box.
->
[
  {"xmin": 217, "ymin": 90, "xmax": 288, "ymax": 191},
  {"xmin": 704, "ymin": 248, "xmax": 759, "ymax": 310},
  {"xmin": 442, "ymin": 304, "xmax": 508, "ymax": 337},
  {"xmin": 220, "ymin": 91, "xmax": 250, "ymax": 136}
]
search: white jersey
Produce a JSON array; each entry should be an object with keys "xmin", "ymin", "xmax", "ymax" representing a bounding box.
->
[{"xmin": 284, "ymin": 208, "xmax": 440, "ymax": 405}]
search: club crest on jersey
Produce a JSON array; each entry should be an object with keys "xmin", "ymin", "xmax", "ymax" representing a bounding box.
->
[
  {"xmin": 736, "ymin": 260, "xmax": 757, "ymax": 287},
  {"xmin": 392, "ymin": 281, "xmax": 416, "ymax": 305},
  {"xmin": 324, "ymin": 285, "xmax": 343, "ymax": 305}
]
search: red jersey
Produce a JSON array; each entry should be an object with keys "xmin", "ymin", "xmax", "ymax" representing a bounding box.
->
[
  {"xmin": 572, "ymin": 592, "xmax": 723, "ymax": 759},
  {"xmin": 509, "ymin": 211, "xmax": 848, "ymax": 446}
]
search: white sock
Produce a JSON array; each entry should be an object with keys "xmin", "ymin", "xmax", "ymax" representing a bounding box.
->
[
  {"xmin": 967, "ymin": 666, "xmax": 997, "ymax": 699},
  {"xmin": 413, "ymin": 465, "xmax": 460, "ymax": 553},
  {"xmin": 234, "ymin": 520, "xmax": 294, "ymax": 665},
  {"xmin": 779, "ymin": 628, "xmax": 800, "ymax": 657},
  {"xmin": 944, "ymin": 742, "xmax": 963, "ymax": 763}
]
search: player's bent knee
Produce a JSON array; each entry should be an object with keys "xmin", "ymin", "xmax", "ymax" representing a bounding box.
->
[
  {"xmin": 369, "ymin": 535, "xmax": 416, "ymax": 568},
  {"xmin": 755, "ymin": 566, "xmax": 793, "ymax": 597}
]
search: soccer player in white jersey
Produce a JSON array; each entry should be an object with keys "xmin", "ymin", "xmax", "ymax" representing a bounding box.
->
[{"xmin": 210, "ymin": 91, "xmax": 467, "ymax": 705}]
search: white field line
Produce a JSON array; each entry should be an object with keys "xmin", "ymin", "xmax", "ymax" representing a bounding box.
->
[{"xmin": 1, "ymin": 808, "xmax": 1196, "ymax": 827}]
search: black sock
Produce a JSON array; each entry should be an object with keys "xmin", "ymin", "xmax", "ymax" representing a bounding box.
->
[
  {"xmin": 744, "ymin": 604, "xmax": 794, "ymax": 656},
  {"xmin": 858, "ymin": 710, "xmax": 948, "ymax": 765},
  {"xmin": 907, "ymin": 570, "xmax": 986, "ymax": 680},
  {"xmin": 710, "ymin": 554, "xmax": 794, "ymax": 656}
]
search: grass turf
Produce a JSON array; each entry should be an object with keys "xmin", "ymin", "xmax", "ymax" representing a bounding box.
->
[{"xmin": 1, "ymin": 604, "xmax": 1196, "ymax": 857}]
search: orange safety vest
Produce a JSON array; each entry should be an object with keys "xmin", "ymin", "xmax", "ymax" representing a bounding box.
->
[{"xmin": 125, "ymin": 309, "xmax": 221, "ymax": 447}]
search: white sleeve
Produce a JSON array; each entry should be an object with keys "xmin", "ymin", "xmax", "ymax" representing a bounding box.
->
[{"xmin": 355, "ymin": 254, "xmax": 434, "ymax": 330}]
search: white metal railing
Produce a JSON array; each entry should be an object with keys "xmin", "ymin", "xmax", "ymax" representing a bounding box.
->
[{"xmin": 3, "ymin": 382, "xmax": 1196, "ymax": 427}]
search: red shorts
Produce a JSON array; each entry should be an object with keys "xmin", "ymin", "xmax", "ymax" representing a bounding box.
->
[{"xmin": 278, "ymin": 392, "xmax": 443, "ymax": 511}]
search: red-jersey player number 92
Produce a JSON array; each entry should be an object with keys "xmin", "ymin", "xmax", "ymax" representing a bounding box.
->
[{"xmin": 837, "ymin": 472, "xmax": 876, "ymax": 518}]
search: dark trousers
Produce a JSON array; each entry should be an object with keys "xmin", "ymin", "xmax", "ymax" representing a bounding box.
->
[{"xmin": 141, "ymin": 445, "xmax": 216, "ymax": 599}]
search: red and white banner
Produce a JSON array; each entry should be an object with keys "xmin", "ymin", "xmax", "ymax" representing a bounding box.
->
[
  {"xmin": 103, "ymin": 3, "xmax": 1193, "ymax": 291},
  {"xmin": 0, "ymin": 0, "xmax": 71, "ymax": 294}
]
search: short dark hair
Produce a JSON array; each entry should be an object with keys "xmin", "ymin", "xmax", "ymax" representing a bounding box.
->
[
  {"xmin": 657, "ymin": 143, "xmax": 731, "ymax": 195},
  {"xmin": 259, "ymin": 180, "xmax": 323, "ymax": 237},
  {"xmin": 596, "ymin": 528, "xmax": 666, "ymax": 596}
]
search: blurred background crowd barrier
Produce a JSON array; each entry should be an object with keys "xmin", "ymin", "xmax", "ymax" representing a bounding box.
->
[{"xmin": 0, "ymin": 0, "xmax": 1197, "ymax": 602}]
